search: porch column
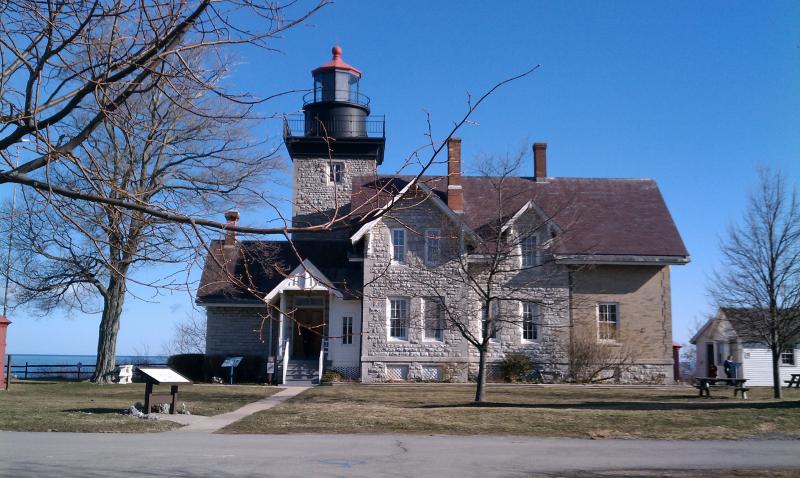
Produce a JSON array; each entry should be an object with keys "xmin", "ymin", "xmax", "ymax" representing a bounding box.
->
[{"xmin": 278, "ymin": 291, "xmax": 287, "ymax": 351}]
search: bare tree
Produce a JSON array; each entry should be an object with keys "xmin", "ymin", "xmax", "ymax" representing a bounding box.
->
[
  {"xmin": 0, "ymin": 0, "xmax": 543, "ymax": 384},
  {"xmin": 710, "ymin": 167, "xmax": 800, "ymax": 399},
  {"xmin": 165, "ymin": 313, "xmax": 207, "ymax": 355},
  {"xmin": 0, "ymin": 0, "xmax": 326, "ymax": 186},
  {"xmin": 2, "ymin": 59, "xmax": 276, "ymax": 382}
]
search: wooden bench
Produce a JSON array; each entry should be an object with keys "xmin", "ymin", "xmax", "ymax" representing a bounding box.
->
[{"xmin": 784, "ymin": 374, "xmax": 800, "ymax": 388}]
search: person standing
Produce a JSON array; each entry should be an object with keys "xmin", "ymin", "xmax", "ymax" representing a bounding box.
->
[{"xmin": 724, "ymin": 355, "xmax": 735, "ymax": 378}]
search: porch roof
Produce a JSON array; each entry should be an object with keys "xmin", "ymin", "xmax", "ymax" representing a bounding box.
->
[{"xmin": 197, "ymin": 240, "xmax": 363, "ymax": 305}]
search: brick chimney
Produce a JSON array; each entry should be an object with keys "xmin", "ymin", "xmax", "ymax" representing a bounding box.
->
[
  {"xmin": 224, "ymin": 210, "xmax": 240, "ymax": 247},
  {"xmin": 533, "ymin": 142, "xmax": 547, "ymax": 181},
  {"xmin": 447, "ymin": 137, "xmax": 463, "ymax": 214}
]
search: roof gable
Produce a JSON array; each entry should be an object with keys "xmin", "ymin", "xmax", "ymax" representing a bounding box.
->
[{"xmin": 265, "ymin": 259, "xmax": 343, "ymax": 301}]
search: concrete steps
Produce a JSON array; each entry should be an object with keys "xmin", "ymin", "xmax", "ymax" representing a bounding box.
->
[{"xmin": 283, "ymin": 359, "xmax": 319, "ymax": 385}]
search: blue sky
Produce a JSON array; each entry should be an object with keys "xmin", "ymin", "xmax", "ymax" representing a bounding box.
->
[{"xmin": 6, "ymin": 1, "xmax": 799, "ymax": 354}]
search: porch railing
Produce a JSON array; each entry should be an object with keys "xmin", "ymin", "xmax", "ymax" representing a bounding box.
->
[
  {"xmin": 318, "ymin": 347, "xmax": 325, "ymax": 384},
  {"xmin": 281, "ymin": 339, "xmax": 289, "ymax": 385}
]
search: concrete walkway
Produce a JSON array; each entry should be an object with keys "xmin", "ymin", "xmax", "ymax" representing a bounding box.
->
[{"xmin": 159, "ymin": 386, "xmax": 309, "ymax": 433}]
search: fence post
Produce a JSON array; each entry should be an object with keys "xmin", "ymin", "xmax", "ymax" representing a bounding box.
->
[
  {"xmin": 24, "ymin": 362, "xmax": 28, "ymax": 380},
  {"xmin": 4, "ymin": 354, "xmax": 10, "ymax": 390},
  {"xmin": 77, "ymin": 363, "xmax": 82, "ymax": 380}
]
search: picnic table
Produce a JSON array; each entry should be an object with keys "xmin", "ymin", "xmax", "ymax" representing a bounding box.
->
[
  {"xmin": 694, "ymin": 377, "xmax": 749, "ymax": 399},
  {"xmin": 786, "ymin": 373, "xmax": 800, "ymax": 388}
]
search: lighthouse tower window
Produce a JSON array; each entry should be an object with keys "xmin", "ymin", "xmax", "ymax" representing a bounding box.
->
[{"xmin": 329, "ymin": 162, "xmax": 344, "ymax": 184}]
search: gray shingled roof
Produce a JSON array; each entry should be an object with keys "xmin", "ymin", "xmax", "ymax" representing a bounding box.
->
[
  {"xmin": 197, "ymin": 240, "xmax": 363, "ymax": 304},
  {"xmin": 351, "ymin": 175, "xmax": 689, "ymax": 258}
]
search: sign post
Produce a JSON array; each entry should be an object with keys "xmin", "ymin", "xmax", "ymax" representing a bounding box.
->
[{"xmin": 221, "ymin": 356, "xmax": 243, "ymax": 385}]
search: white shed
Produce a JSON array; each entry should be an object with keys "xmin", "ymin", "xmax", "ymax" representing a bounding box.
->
[{"xmin": 690, "ymin": 308, "xmax": 799, "ymax": 386}]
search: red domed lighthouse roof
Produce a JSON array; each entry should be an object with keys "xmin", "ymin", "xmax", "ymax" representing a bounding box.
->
[{"xmin": 312, "ymin": 46, "xmax": 362, "ymax": 78}]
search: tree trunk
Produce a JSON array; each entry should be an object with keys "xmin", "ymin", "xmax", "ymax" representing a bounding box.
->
[
  {"xmin": 474, "ymin": 347, "xmax": 487, "ymax": 403},
  {"xmin": 771, "ymin": 348, "xmax": 783, "ymax": 399},
  {"xmin": 92, "ymin": 275, "xmax": 127, "ymax": 383}
]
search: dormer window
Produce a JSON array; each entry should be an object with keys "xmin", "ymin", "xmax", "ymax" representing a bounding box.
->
[
  {"xmin": 391, "ymin": 228, "xmax": 406, "ymax": 263},
  {"xmin": 521, "ymin": 235, "xmax": 538, "ymax": 268},
  {"xmin": 329, "ymin": 162, "xmax": 344, "ymax": 184}
]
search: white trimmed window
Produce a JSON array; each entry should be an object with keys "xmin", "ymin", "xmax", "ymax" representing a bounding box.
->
[
  {"xmin": 781, "ymin": 348, "xmax": 795, "ymax": 366},
  {"xmin": 389, "ymin": 298, "xmax": 409, "ymax": 340},
  {"xmin": 425, "ymin": 229, "xmax": 441, "ymax": 265},
  {"xmin": 481, "ymin": 301, "xmax": 498, "ymax": 340},
  {"xmin": 391, "ymin": 229, "xmax": 406, "ymax": 263},
  {"xmin": 342, "ymin": 316, "xmax": 353, "ymax": 345},
  {"xmin": 522, "ymin": 302, "xmax": 539, "ymax": 341},
  {"xmin": 329, "ymin": 162, "xmax": 344, "ymax": 183},
  {"xmin": 424, "ymin": 298, "xmax": 445, "ymax": 341},
  {"xmin": 598, "ymin": 303, "xmax": 618, "ymax": 340},
  {"xmin": 521, "ymin": 235, "xmax": 538, "ymax": 268}
]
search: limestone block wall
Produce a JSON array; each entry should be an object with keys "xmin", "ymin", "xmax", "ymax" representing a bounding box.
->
[
  {"xmin": 571, "ymin": 265, "xmax": 675, "ymax": 383},
  {"xmin": 360, "ymin": 197, "xmax": 571, "ymax": 382},
  {"xmin": 291, "ymin": 157, "xmax": 376, "ymax": 240},
  {"xmin": 361, "ymin": 199, "xmax": 472, "ymax": 382}
]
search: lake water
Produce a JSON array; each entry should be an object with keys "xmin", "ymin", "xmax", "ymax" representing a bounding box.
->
[{"xmin": 4, "ymin": 354, "xmax": 167, "ymax": 378}]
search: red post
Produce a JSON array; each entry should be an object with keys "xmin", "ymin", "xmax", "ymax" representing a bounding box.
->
[{"xmin": 0, "ymin": 316, "xmax": 11, "ymax": 390}]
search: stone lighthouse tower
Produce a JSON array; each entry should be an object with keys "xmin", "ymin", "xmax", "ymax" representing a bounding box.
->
[{"xmin": 285, "ymin": 46, "xmax": 385, "ymax": 240}]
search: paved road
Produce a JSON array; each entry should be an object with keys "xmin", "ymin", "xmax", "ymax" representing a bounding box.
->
[{"xmin": 1, "ymin": 433, "xmax": 798, "ymax": 477}]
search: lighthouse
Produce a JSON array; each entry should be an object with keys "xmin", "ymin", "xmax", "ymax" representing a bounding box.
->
[{"xmin": 285, "ymin": 46, "xmax": 385, "ymax": 239}]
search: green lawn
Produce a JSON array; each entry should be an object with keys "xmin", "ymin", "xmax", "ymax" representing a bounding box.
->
[
  {"xmin": 0, "ymin": 381, "xmax": 282, "ymax": 432},
  {"xmin": 220, "ymin": 384, "xmax": 800, "ymax": 439}
]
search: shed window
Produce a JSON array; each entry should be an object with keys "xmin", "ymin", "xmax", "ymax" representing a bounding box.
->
[{"xmin": 781, "ymin": 348, "xmax": 796, "ymax": 366}]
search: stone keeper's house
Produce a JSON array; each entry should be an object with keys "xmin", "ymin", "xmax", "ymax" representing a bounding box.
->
[{"xmin": 197, "ymin": 47, "xmax": 690, "ymax": 384}]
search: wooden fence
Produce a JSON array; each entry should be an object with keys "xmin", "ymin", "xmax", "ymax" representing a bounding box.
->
[{"xmin": 3, "ymin": 354, "xmax": 166, "ymax": 381}]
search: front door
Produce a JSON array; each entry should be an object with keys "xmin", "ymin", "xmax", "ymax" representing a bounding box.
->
[{"xmin": 292, "ymin": 309, "xmax": 323, "ymax": 360}]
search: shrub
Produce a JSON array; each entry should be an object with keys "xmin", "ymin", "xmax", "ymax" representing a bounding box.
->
[
  {"xmin": 321, "ymin": 370, "xmax": 343, "ymax": 382},
  {"xmin": 167, "ymin": 354, "xmax": 205, "ymax": 382},
  {"xmin": 203, "ymin": 354, "xmax": 266, "ymax": 383},
  {"xmin": 501, "ymin": 353, "xmax": 536, "ymax": 383}
]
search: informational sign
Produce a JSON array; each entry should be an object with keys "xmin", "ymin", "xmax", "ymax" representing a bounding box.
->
[
  {"xmin": 221, "ymin": 356, "xmax": 244, "ymax": 385},
  {"xmin": 138, "ymin": 367, "xmax": 192, "ymax": 385},
  {"xmin": 221, "ymin": 356, "xmax": 243, "ymax": 368},
  {"xmin": 266, "ymin": 362, "xmax": 275, "ymax": 374}
]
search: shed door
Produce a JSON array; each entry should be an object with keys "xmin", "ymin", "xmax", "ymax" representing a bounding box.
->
[{"xmin": 706, "ymin": 343, "xmax": 715, "ymax": 376}]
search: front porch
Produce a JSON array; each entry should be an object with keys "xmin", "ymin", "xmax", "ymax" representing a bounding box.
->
[{"xmin": 265, "ymin": 259, "xmax": 361, "ymax": 385}]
